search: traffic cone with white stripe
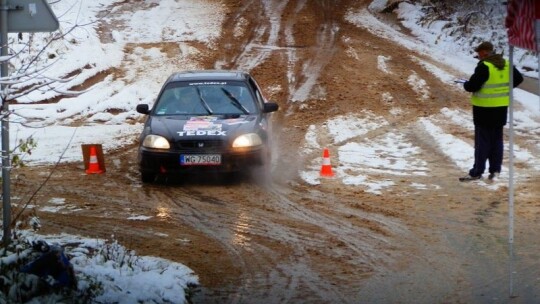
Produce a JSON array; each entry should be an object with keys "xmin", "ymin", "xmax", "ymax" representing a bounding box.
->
[
  {"xmin": 86, "ymin": 145, "xmax": 104, "ymax": 174},
  {"xmin": 320, "ymin": 148, "xmax": 334, "ymax": 177}
]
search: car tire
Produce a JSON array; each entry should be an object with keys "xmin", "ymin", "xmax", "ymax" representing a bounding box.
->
[
  {"xmin": 141, "ymin": 172, "xmax": 156, "ymax": 183},
  {"xmin": 250, "ymin": 148, "xmax": 271, "ymax": 185}
]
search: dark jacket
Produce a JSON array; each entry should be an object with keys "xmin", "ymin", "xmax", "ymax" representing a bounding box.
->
[{"xmin": 463, "ymin": 54, "xmax": 523, "ymax": 127}]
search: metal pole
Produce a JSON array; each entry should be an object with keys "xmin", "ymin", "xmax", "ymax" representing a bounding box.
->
[
  {"xmin": 1, "ymin": 0, "xmax": 11, "ymax": 245},
  {"xmin": 537, "ymin": 20, "xmax": 540, "ymax": 111},
  {"xmin": 508, "ymin": 45, "xmax": 515, "ymax": 298}
]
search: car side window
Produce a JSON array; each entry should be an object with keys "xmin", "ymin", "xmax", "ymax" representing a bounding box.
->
[{"xmin": 248, "ymin": 78, "xmax": 265, "ymax": 110}]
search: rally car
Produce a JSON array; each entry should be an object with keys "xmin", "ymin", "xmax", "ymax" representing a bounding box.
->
[{"xmin": 136, "ymin": 70, "xmax": 279, "ymax": 183}]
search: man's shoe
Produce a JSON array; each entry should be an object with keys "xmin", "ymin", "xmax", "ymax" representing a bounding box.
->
[
  {"xmin": 459, "ymin": 174, "xmax": 481, "ymax": 182},
  {"xmin": 488, "ymin": 172, "xmax": 500, "ymax": 180}
]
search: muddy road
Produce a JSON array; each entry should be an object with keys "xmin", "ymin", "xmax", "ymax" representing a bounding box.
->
[{"xmin": 9, "ymin": 0, "xmax": 540, "ymax": 303}]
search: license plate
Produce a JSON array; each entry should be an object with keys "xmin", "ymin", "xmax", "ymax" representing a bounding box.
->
[{"xmin": 180, "ymin": 154, "xmax": 221, "ymax": 165}]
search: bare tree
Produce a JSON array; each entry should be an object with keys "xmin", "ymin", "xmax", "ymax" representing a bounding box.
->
[
  {"xmin": 1, "ymin": 0, "xmax": 104, "ymax": 244},
  {"xmin": 2, "ymin": 23, "xmax": 94, "ymax": 106}
]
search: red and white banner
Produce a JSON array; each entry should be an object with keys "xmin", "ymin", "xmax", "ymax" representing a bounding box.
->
[{"xmin": 506, "ymin": 0, "xmax": 539, "ymax": 52}]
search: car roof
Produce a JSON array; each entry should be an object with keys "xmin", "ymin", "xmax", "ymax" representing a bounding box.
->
[{"xmin": 166, "ymin": 70, "xmax": 251, "ymax": 83}]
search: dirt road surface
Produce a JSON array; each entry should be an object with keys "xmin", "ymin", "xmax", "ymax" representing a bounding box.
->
[{"xmin": 10, "ymin": 0, "xmax": 540, "ymax": 303}]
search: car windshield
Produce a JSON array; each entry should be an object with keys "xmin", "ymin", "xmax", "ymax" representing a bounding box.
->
[{"xmin": 154, "ymin": 81, "xmax": 257, "ymax": 116}]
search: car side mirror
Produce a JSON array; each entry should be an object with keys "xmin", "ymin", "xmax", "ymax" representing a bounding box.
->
[
  {"xmin": 263, "ymin": 102, "xmax": 279, "ymax": 113},
  {"xmin": 136, "ymin": 104, "xmax": 150, "ymax": 114}
]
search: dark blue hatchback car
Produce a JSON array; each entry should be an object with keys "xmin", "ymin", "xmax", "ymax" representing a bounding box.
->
[{"xmin": 136, "ymin": 70, "xmax": 279, "ymax": 183}]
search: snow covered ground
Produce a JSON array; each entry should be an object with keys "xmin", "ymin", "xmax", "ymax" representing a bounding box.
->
[
  {"xmin": 1, "ymin": 0, "xmax": 539, "ymax": 302},
  {"xmin": 1, "ymin": 231, "xmax": 197, "ymax": 303}
]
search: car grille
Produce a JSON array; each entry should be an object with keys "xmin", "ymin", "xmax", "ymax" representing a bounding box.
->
[{"xmin": 175, "ymin": 140, "xmax": 227, "ymax": 150}]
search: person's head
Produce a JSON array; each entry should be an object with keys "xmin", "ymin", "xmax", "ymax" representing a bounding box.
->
[{"xmin": 474, "ymin": 41, "xmax": 494, "ymax": 60}]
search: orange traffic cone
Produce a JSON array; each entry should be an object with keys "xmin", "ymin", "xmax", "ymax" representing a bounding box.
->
[
  {"xmin": 86, "ymin": 145, "xmax": 104, "ymax": 174},
  {"xmin": 320, "ymin": 148, "xmax": 334, "ymax": 177}
]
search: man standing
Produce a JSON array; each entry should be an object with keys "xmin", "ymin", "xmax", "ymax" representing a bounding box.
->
[{"xmin": 459, "ymin": 41, "xmax": 523, "ymax": 182}]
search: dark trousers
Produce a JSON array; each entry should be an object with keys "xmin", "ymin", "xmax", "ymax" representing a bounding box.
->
[{"xmin": 469, "ymin": 124, "xmax": 504, "ymax": 177}]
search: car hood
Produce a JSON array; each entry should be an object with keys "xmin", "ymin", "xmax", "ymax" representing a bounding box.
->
[{"xmin": 146, "ymin": 115, "xmax": 261, "ymax": 141}]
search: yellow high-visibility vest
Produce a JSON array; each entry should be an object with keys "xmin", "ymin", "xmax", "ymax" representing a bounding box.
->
[{"xmin": 471, "ymin": 60, "xmax": 510, "ymax": 107}]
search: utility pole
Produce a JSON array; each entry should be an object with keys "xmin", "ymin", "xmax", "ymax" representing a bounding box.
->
[
  {"xmin": 1, "ymin": 0, "xmax": 58, "ymax": 245},
  {"xmin": 1, "ymin": 0, "xmax": 10, "ymax": 246}
]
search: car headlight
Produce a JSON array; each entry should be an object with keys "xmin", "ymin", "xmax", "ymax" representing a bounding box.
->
[
  {"xmin": 232, "ymin": 133, "xmax": 262, "ymax": 148},
  {"xmin": 142, "ymin": 135, "xmax": 170, "ymax": 149}
]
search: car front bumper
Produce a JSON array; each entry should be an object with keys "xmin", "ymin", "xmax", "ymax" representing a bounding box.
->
[{"xmin": 138, "ymin": 147, "xmax": 266, "ymax": 176}]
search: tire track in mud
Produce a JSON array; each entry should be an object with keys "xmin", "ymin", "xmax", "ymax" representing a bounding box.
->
[
  {"xmin": 217, "ymin": 0, "xmax": 340, "ymax": 104},
  {"xmin": 142, "ymin": 184, "xmax": 313, "ymax": 303},
  {"xmin": 164, "ymin": 186, "xmax": 295, "ymax": 302},
  {"xmin": 217, "ymin": 0, "xmax": 287, "ymax": 71},
  {"xmin": 284, "ymin": 0, "xmax": 340, "ymax": 103},
  {"xmin": 138, "ymin": 178, "xmax": 413, "ymax": 303},
  {"xmin": 161, "ymin": 188, "xmax": 254, "ymax": 304},
  {"xmin": 266, "ymin": 183, "xmax": 408, "ymax": 264}
]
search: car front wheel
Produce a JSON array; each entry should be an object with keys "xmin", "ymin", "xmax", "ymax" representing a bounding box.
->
[{"xmin": 141, "ymin": 172, "xmax": 156, "ymax": 183}]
